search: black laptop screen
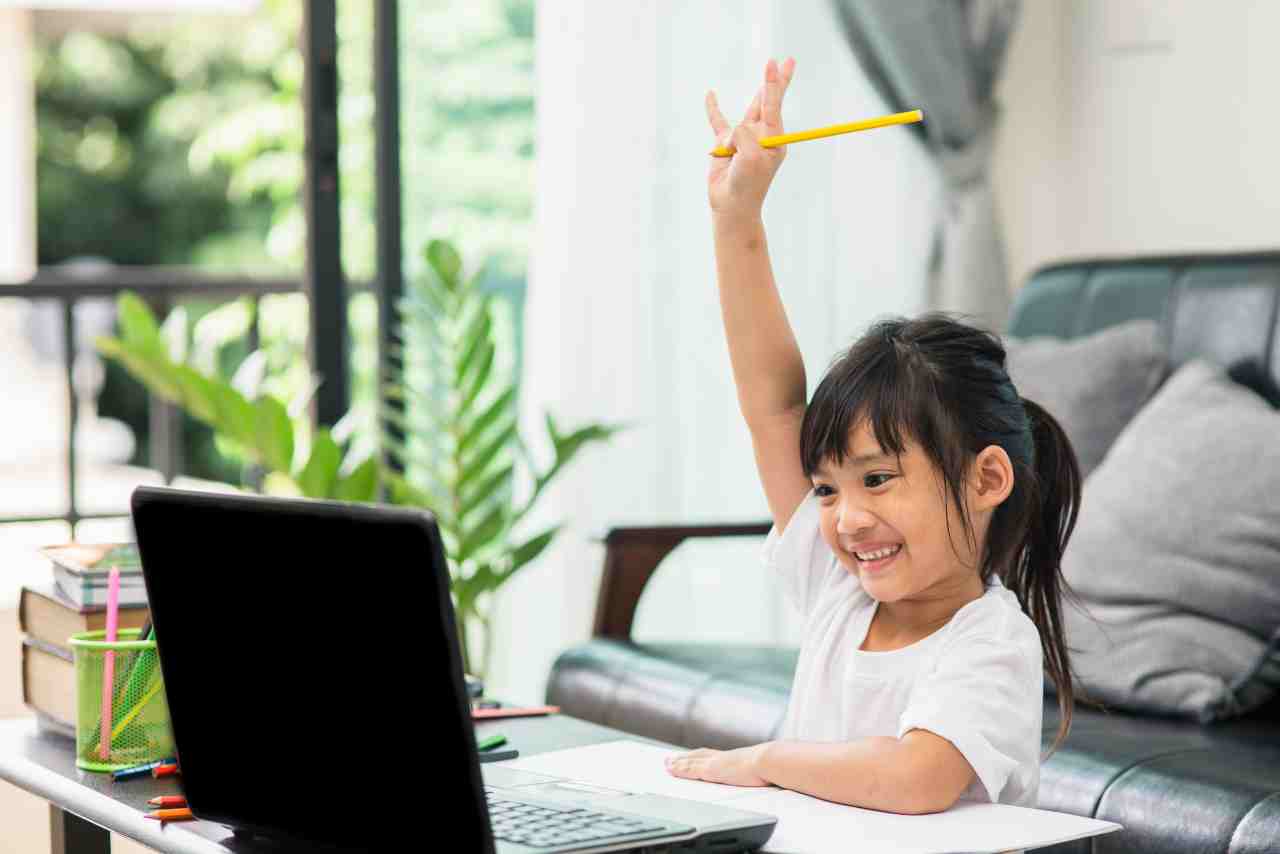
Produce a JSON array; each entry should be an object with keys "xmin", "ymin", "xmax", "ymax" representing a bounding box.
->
[{"xmin": 131, "ymin": 486, "xmax": 491, "ymax": 850}]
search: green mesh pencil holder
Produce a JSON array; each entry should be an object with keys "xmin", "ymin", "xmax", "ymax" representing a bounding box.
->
[{"xmin": 69, "ymin": 629, "xmax": 174, "ymax": 772}]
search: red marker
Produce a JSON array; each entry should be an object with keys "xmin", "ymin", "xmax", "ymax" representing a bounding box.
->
[
  {"xmin": 148, "ymin": 795, "xmax": 187, "ymax": 808},
  {"xmin": 472, "ymin": 705, "xmax": 559, "ymax": 720},
  {"xmin": 152, "ymin": 763, "xmax": 180, "ymax": 779}
]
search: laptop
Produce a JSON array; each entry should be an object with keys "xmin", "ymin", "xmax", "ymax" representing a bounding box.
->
[{"xmin": 131, "ymin": 486, "xmax": 777, "ymax": 852}]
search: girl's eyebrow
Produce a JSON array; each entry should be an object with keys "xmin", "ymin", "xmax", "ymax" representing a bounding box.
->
[{"xmin": 816, "ymin": 452, "xmax": 892, "ymax": 474}]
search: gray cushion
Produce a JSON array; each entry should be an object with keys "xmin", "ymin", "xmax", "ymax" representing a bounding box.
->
[
  {"xmin": 1058, "ymin": 359, "xmax": 1280, "ymax": 721},
  {"xmin": 1005, "ymin": 319, "xmax": 1166, "ymax": 476}
]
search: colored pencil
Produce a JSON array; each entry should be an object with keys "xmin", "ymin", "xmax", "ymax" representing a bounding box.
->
[
  {"xmin": 148, "ymin": 796, "xmax": 188, "ymax": 808},
  {"xmin": 144, "ymin": 808, "xmax": 194, "ymax": 822},
  {"xmin": 111, "ymin": 757, "xmax": 177, "ymax": 782},
  {"xmin": 477, "ymin": 734, "xmax": 507, "ymax": 752},
  {"xmin": 99, "ymin": 567, "xmax": 121, "ymax": 760},
  {"xmin": 472, "ymin": 705, "xmax": 559, "ymax": 720},
  {"xmin": 709, "ymin": 109, "xmax": 923, "ymax": 157}
]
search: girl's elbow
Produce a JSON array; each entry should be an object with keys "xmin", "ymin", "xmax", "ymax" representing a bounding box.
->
[
  {"xmin": 899, "ymin": 765, "xmax": 969, "ymax": 814},
  {"xmin": 905, "ymin": 791, "xmax": 961, "ymax": 815}
]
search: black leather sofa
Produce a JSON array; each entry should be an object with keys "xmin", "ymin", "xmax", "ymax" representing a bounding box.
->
[{"xmin": 548, "ymin": 253, "xmax": 1280, "ymax": 854}]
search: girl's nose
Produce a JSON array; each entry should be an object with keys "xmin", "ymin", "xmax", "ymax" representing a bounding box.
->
[{"xmin": 835, "ymin": 504, "xmax": 875, "ymax": 536}]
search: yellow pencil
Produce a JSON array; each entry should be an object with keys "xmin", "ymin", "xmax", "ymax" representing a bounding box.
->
[{"xmin": 710, "ymin": 109, "xmax": 923, "ymax": 157}]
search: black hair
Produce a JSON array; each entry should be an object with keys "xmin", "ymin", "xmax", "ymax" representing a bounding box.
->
[{"xmin": 799, "ymin": 312, "xmax": 1087, "ymax": 757}]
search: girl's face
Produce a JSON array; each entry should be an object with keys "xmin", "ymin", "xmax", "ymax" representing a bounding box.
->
[{"xmin": 810, "ymin": 419, "xmax": 986, "ymax": 604}]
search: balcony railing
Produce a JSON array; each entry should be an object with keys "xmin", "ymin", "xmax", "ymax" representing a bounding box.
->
[
  {"xmin": 0, "ymin": 265, "xmax": 524, "ymax": 533},
  {"xmin": 1, "ymin": 267, "xmax": 308, "ymax": 530}
]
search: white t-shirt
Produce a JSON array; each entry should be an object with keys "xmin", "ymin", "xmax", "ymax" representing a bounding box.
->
[{"xmin": 762, "ymin": 489, "xmax": 1044, "ymax": 809}]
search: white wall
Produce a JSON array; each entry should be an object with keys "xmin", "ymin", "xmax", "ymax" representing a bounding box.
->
[{"xmin": 995, "ymin": 0, "xmax": 1280, "ymax": 288}]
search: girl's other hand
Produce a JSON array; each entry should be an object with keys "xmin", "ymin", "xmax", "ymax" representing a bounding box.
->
[
  {"xmin": 664, "ymin": 744, "xmax": 772, "ymax": 787},
  {"xmin": 705, "ymin": 57, "xmax": 796, "ymax": 224}
]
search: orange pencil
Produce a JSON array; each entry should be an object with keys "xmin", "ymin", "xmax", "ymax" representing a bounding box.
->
[
  {"xmin": 148, "ymin": 795, "xmax": 187, "ymax": 808},
  {"xmin": 152, "ymin": 763, "xmax": 180, "ymax": 779},
  {"xmin": 144, "ymin": 807, "xmax": 194, "ymax": 822}
]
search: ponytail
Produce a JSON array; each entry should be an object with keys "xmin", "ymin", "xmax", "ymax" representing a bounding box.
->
[{"xmin": 1006, "ymin": 397, "xmax": 1085, "ymax": 758}]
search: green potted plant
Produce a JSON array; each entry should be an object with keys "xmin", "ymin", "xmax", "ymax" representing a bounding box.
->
[{"xmin": 97, "ymin": 238, "xmax": 625, "ymax": 678}]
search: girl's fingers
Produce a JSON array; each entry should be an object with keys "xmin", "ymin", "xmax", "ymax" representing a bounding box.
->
[
  {"xmin": 762, "ymin": 56, "xmax": 795, "ymax": 129},
  {"xmin": 745, "ymin": 86, "xmax": 762, "ymax": 124},
  {"xmin": 705, "ymin": 90, "xmax": 730, "ymax": 138}
]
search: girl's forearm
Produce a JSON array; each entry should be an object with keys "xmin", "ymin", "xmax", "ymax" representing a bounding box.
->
[
  {"xmin": 712, "ymin": 214, "xmax": 807, "ymax": 424},
  {"xmin": 755, "ymin": 737, "xmax": 932, "ymax": 815}
]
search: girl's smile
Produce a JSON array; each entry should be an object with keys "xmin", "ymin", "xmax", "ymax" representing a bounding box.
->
[{"xmin": 852, "ymin": 542, "xmax": 902, "ymax": 573}]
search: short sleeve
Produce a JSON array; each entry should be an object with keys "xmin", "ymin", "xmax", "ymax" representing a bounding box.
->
[
  {"xmin": 897, "ymin": 634, "xmax": 1041, "ymax": 805},
  {"xmin": 760, "ymin": 489, "xmax": 839, "ymax": 618}
]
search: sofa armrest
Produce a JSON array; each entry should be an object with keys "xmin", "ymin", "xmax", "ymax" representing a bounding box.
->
[{"xmin": 592, "ymin": 522, "xmax": 771, "ymax": 640}]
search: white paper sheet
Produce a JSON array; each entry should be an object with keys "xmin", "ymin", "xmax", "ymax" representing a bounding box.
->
[
  {"xmin": 504, "ymin": 739, "xmax": 765, "ymax": 803},
  {"xmin": 502, "ymin": 740, "xmax": 1123, "ymax": 854}
]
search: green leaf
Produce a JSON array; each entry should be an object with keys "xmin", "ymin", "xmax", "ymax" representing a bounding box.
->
[
  {"xmin": 207, "ymin": 382, "xmax": 257, "ymax": 447},
  {"xmin": 96, "ymin": 337, "xmax": 184, "ymax": 402},
  {"xmin": 336, "ymin": 456, "xmax": 378, "ymax": 503},
  {"xmin": 455, "ymin": 297, "xmax": 492, "ymax": 386},
  {"xmin": 297, "ymin": 428, "xmax": 341, "ymax": 498},
  {"xmin": 426, "ymin": 239, "xmax": 463, "ymax": 290},
  {"xmin": 457, "ymin": 340, "xmax": 495, "ymax": 419},
  {"xmin": 171, "ymin": 365, "xmax": 218, "ymax": 425},
  {"xmin": 116, "ymin": 293, "xmax": 164, "ymax": 357},
  {"xmin": 458, "ymin": 462, "xmax": 513, "ymax": 526},
  {"xmin": 457, "ymin": 421, "xmax": 517, "ymax": 495},
  {"xmin": 500, "ymin": 523, "xmax": 562, "ymax": 581},
  {"xmin": 552, "ymin": 422, "xmax": 627, "ymax": 468},
  {"xmin": 384, "ymin": 469, "xmax": 454, "ymax": 528},
  {"xmin": 456, "ymin": 503, "xmax": 507, "ymax": 564},
  {"xmin": 458, "ymin": 384, "xmax": 516, "ymax": 459},
  {"xmin": 254, "ymin": 396, "xmax": 294, "ymax": 473},
  {"xmin": 511, "ymin": 419, "xmax": 630, "ymax": 529}
]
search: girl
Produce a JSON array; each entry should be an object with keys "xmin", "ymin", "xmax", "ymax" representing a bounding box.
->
[{"xmin": 664, "ymin": 57, "xmax": 1082, "ymax": 815}]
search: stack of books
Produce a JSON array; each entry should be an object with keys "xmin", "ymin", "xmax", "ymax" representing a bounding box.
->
[{"xmin": 18, "ymin": 543, "xmax": 149, "ymax": 739}]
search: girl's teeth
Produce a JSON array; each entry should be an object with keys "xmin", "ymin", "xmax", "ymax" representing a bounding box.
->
[{"xmin": 856, "ymin": 544, "xmax": 900, "ymax": 561}]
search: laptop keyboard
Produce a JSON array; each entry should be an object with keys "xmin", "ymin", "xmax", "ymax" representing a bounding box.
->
[{"xmin": 484, "ymin": 786, "xmax": 671, "ymax": 849}]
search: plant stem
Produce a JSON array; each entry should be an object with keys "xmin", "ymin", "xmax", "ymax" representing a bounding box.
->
[{"xmin": 456, "ymin": 602, "xmax": 473, "ymax": 676}]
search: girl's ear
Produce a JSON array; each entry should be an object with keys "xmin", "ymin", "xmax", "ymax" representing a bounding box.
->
[{"xmin": 970, "ymin": 445, "xmax": 1014, "ymax": 511}]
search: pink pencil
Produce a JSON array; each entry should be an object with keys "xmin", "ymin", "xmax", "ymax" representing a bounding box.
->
[{"xmin": 99, "ymin": 566, "xmax": 121, "ymax": 760}]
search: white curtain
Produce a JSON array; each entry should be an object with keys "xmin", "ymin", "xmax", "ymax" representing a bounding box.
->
[{"xmin": 487, "ymin": 0, "xmax": 941, "ymax": 705}]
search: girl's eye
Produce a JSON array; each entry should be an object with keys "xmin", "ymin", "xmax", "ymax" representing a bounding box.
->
[
  {"xmin": 813, "ymin": 484, "xmax": 834, "ymax": 498},
  {"xmin": 864, "ymin": 474, "xmax": 893, "ymax": 489}
]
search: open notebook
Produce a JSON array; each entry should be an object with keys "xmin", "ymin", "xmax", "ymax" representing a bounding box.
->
[{"xmin": 497, "ymin": 740, "xmax": 1122, "ymax": 854}]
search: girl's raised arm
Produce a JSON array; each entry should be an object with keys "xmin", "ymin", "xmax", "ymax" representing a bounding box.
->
[{"xmin": 705, "ymin": 58, "xmax": 811, "ymax": 533}]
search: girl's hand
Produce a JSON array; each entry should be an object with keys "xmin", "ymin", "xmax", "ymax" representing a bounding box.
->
[
  {"xmin": 704, "ymin": 57, "xmax": 796, "ymax": 223},
  {"xmin": 664, "ymin": 744, "xmax": 772, "ymax": 787}
]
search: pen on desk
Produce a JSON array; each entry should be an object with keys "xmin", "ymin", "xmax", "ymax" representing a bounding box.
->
[
  {"xmin": 144, "ymin": 807, "xmax": 194, "ymax": 823},
  {"xmin": 152, "ymin": 763, "xmax": 180, "ymax": 779},
  {"xmin": 148, "ymin": 796, "xmax": 188, "ymax": 808},
  {"xmin": 111, "ymin": 757, "xmax": 177, "ymax": 782},
  {"xmin": 477, "ymin": 734, "xmax": 507, "ymax": 752},
  {"xmin": 472, "ymin": 705, "xmax": 559, "ymax": 720}
]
